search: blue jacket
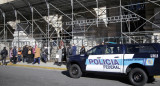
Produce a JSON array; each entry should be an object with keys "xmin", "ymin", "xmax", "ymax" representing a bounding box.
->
[
  {"xmin": 12, "ymin": 48, "xmax": 17, "ymax": 57},
  {"xmin": 72, "ymin": 46, "xmax": 77, "ymax": 56}
]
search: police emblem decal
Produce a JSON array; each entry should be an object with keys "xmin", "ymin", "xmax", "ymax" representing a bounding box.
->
[{"xmin": 146, "ymin": 59, "xmax": 154, "ymax": 66}]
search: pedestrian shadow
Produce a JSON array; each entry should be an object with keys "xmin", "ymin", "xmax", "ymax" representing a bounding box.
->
[{"xmin": 0, "ymin": 61, "xmax": 10, "ymax": 65}]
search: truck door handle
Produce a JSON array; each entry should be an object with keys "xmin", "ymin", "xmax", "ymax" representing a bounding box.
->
[
  {"xmin": 80, "ymin": 57, "xmax": 85, "ymax": 60},
  {"xmin": 114, "ymin": 56, "xmax": 119, "ymax": 58},
  {"xmin": 97, "ymin": 57, "xmax": 101, "ymax": 59}
]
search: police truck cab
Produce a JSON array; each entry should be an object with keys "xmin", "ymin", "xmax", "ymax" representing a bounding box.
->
[{"xmin": 67, "ymin": 43, "xmax": 160, "ymax": 86}]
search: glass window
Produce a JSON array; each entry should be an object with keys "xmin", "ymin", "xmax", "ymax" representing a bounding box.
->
[
  {"xmin": 126, "ymin": 45, "xmax": 157, "ymax": 54},
  {"xmin": 87, "ymin": 46, "xmax": 105, "ymax": 55},
  {"xmin": 105, "ymin": 46, "xmax": 121, "ymax": 54},
  {"xmin": 139, "ymin": 45, "xmax": 157, "ymax": 53}
]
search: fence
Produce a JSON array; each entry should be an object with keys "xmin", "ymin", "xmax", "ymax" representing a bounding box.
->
[{"xmin": 0, "ymin": 35, "xmax": 160, "ymax": 60}]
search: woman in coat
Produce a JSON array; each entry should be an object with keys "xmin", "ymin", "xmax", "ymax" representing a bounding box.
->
[
  {"xmin": 33, "ymin": 47, "xmax": 41, "ymax": 64},
  {"xmin": 80, "ymin": 45, "xmax": 86, "ymax": 54},
  {"xmin": 57, "ymin": 46, "xmax": 62, "ymax": 66}
]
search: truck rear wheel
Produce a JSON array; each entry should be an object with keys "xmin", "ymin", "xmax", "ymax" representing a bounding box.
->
[
  {"xmin": 129, "ymin": 68, "xmax": 148, "ymax": 86},
  {"xmin": 69, "ymin": 64, "xmax": 82, "ymax": 78}
]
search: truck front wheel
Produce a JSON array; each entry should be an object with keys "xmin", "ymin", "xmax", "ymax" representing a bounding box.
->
[
  {"xmin": 69, "ymin": 64, "xmax": 82, "ymax": 78},
  {"xmin": 129, "ymin": 68, "xmax": 148, "ymax": 86}
]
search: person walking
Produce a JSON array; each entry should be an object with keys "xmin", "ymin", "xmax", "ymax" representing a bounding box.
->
[
  {"xmin": 1, "ymin": 47, "xmax": 8, "ymax": 65},
  {"xmin": 33, "ymin": 47, "xmax": 41, "ymax": 64},
  {"xmin": 80, "ymin": 45, "xmax": 86, "ymax": 54},
  {"xmin": 12, "ymin": 46, "xmax": 17, "ymax": 64},
  {"xmin": 71, "ymin": 44, "xmax": 77, "ymax": 56}
]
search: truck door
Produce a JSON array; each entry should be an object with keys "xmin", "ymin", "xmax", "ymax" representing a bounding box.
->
[
  {"xmin": 123, "ymin": 44, "xmax": 158, "ymax": 73},
  {"xmin": 85, "ymin": 46, "xmax": 106, "ymax": 72},
  {"xmin": 103, "ymin": 45, "xmax": 123, "ymax": 73}
]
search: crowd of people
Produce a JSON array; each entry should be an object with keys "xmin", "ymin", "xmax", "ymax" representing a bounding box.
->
[
  {"xmin": 0, "ymin": 45, "xmax": 48, "ymax": 65},
  {"xmin": 0, "ymin": 43, "xmax": 86, "ymax": 66}
]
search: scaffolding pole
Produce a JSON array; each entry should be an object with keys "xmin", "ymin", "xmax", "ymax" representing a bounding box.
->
[
  {"xmin": 31, "ymin": 7, "xmax": 34, "ymax": 38},
  {"xmin": 71, "ymin": 0, "xmax": 74, "ymax": 42},
  {"xmin": 0, "ymin": 9, "xmax": 5, "ymax": 42},
  {"xmin": 14, "ymin": 10, "xmax": 19, "ymax": 48},
  {"xmin": 46, "ymin": 0, "xmax": 50, "ymax": 60},
  {"xmin": 120, "ymin": 0, "xmax": 123, "ymax": 44},
  {"xmin": 96, "ymin": 0, "xmax": 99, "ymax": 27},
  {"xmin": 122, "ymin": 7, "xmax": 160, "ymax": 29},
  {"xmin": 3, "ymin": 13, "xmax": 6, "ymax": 42}
]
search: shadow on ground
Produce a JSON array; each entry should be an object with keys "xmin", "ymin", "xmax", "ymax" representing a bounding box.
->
[
  {"xmin": 61, "ymin": 71, "xmax": 131, "ymax": 85},
  {"xmin": 61, "ymin": 71, "xmax": 157, "ymax": 85}
]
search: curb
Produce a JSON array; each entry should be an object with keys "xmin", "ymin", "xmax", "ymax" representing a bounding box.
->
[
  {"xmin": 154, "ymin": 76, "xmax": 160, "ymax": 78},
  {"xmin": 7, "ymin": 63, "xmax": 67, "ymax": 71}
]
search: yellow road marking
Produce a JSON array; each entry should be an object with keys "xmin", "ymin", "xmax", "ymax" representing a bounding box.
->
[
  {"xmin": 7, "ymin": 63, "xmax": 67, "ymax": 70},
  {"xmin": 154, "ymin": 76, "xmax": 160, "ymax": 78}
]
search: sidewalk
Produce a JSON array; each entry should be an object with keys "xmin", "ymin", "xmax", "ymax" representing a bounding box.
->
[{"xmin": 6, "ymin": 61, "xmax": 67, "ymax": 70}]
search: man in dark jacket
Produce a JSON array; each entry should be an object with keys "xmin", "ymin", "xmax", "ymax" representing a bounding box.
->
[
  {"xmin": 22, "ymin": 45, "xmax": 28, "ymax": 63},
  {"xmin": 66, "ymin": 44, "xmax": 72, "ymax": 62},
  {"xmin": 71, "ymin": 44, "xmax": 77, "ymax": 56},
  {"xmin": 1, "ymin": 47, "xmax": 8, "ymax": 65},
  {"xmin": 62, "ymin": 46, "xmax": 66, "ymax": 62},
  {"xmin": 12, "ymin": 46, "xmax": 17, "ymax": 64},
  {"xmin": 41, "ymin": 47, "xmax": 48, "ymax": 63},
  {"xmin": 80, "ymin": 45, "xmax": 86, "ymax": 54}
]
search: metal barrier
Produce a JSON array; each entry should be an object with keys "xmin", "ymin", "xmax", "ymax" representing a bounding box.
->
[{"xmin": 0, "ymin": 35, "xmax": 159, "ymax": 60}]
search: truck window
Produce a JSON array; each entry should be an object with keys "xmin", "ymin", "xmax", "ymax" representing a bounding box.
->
[
  {"xmin": 105, "ymin": 46, "xmax": 121, "ymax": 54},
  {"xmin": 139, "ymin": 45, "xmax": 157, "ymax": 53},
  {"xmin": 87, "ymin": 46, "xmax": 105, "ymax": 55},
  {"xmin": 126, "ymin": 45, "xmax": 157, "ymax": 54}
]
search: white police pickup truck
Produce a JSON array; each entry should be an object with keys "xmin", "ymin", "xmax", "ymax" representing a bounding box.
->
[{"xmin": 67, "ymin": 43, "xmax": 160, "ymax": 86}]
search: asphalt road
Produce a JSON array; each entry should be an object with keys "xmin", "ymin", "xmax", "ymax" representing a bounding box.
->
[{"xmin": 0, "ymin": 66, "xmax": 160, "ymax": 86}]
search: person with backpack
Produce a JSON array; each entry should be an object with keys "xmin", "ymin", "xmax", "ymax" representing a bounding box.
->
[
  {"xmin": 27, "ymin": 46, "xmax": 33, "ymax": 63},
  {"xmin": 1, "ymin": 47, "xmax": 8, "ymax": 65}
]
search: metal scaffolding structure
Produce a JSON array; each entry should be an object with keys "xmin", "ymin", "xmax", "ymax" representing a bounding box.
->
[{"xmin": 1, "ymin": 0, "xmax": 160, "ymax": 59}]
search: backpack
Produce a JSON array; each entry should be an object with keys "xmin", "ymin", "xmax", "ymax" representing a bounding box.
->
[
  {"xmin": 28, "ymin": 50, "xmax": 31, "ymax": 54},
  {"xmin": 1, "ymin": 50, "xmax": 4, "ymax": 55}
]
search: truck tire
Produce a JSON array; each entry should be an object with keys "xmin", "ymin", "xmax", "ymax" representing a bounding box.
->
[
  {"xmin": 69, "ymin": 64, "xmax": 82, "ymax": 78},
  {"xmin": 129, "ymin": 68, "xmax": 148, "ymax": 86}
]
